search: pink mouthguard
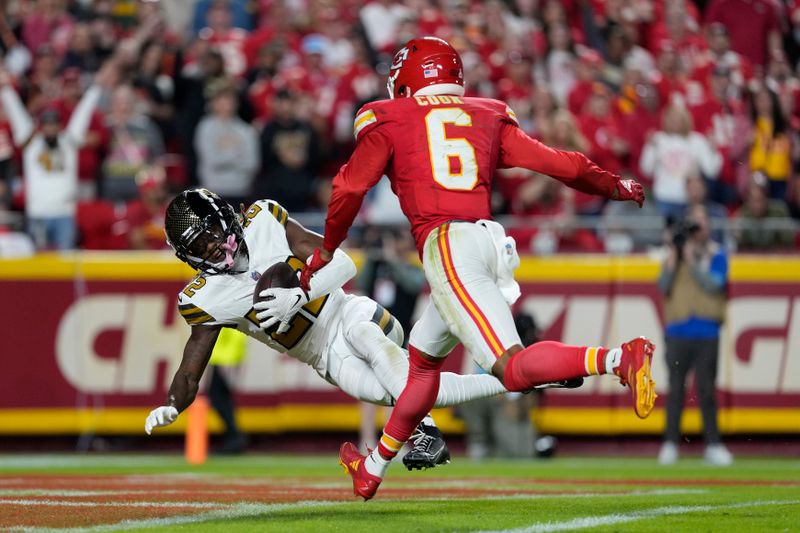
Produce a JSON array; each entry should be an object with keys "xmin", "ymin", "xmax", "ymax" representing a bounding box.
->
[{"xmin": 220, "ymin": 234, "xmax": 238, "ymax": 268}]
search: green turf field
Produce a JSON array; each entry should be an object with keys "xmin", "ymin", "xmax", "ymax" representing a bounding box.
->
[{"xmin": 0, "ymin": 454, "xmax": 797, "ymax": 532}]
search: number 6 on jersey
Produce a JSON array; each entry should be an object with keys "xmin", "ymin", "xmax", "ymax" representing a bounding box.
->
[{"xmin": 425, "ymin": 108, "xmax": 478, "ymax": 191}]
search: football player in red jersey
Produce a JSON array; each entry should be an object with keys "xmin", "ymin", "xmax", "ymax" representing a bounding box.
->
[{"xmin": 298, "ymin": 37, "xmax": 656, "ymax": 500}]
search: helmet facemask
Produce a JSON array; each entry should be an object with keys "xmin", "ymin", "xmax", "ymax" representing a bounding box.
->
[{"xmin": 165, "ymin": 189, "xmax": 247, "ymax": 275}]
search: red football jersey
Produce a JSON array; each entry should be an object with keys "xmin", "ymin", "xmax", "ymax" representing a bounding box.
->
[{"xmin": 322, "ymin": 95, "xmax": 621, "ymax": 254}]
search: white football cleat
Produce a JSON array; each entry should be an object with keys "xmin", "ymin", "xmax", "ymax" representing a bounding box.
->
[
  {"xmin": 658, "ymin": 441, "xmax": 678, "ymax": 465},
  {"xmin": 704, "ymin": 444, "xmax": 733, "ymax": 466}
]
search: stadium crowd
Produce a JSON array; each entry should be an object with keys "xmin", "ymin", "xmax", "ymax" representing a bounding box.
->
[{"xmin": 0, "ymin": 0, "xmax": 798, "ymax": 253}]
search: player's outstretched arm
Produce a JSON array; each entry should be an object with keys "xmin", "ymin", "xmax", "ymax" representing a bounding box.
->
[
  {"xmin": 145, "ymin": 325, "xmax": 221, "ymax": 434},
  {"xmin": 300, "ymin": 129, "xmax": 392, "ymax": 289},
  {"xmin": 498, "ymin": 123, "xmax": 644, "ymax": 207}
]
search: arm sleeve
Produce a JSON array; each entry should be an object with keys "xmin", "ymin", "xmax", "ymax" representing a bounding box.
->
[
  {"xmin": 498, "ymin": 122, "xmax": 618, "ymax": 198},
  {"xmin": 692, "ymin": 251, "xmax": 727, "ymax": 293},
  {"xmin": 65, "ymin": 85, "xmax": 101, "ymax": 147},
  {"xmin": 306, "ymin": 248, "xmax": 357, "ymax": 301},
  {"xmin": 0, "ymin": 85, "xmax": 33, "ymax": 146},
  {"xmin": 322, "ymin": 129, "xmax": 392, "ymax": 252}
]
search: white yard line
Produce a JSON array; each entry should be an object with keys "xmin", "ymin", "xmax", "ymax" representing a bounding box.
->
[
  {"xmin": 476, "ymin": 499, "xmax": 800, "ymax": 533},
  {"xmin": 0, "ymin": 489, "xmax": 254, "ymax": 497},
  {"xmin": 2, "ymin": 488, "xmax": 713, "ymax": 532},
  {"xmin": 0, "ymin": 498, "xmax": 222, "ymax": 508}
]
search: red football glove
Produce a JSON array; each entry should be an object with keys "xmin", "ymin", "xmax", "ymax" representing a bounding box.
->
[
  {"xmin": 614, "ymin": 179, "xmax": 645, "ymax": 208},
  {"xmin": 300, "ymin": 248, "xmax": 332, "ymax": 292}
]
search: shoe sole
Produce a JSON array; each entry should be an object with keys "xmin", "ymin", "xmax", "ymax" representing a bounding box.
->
[
  {"xmin": 404, "ymin": 457, "xmax": 451, "ymax": 471},
  {"xmin": 630, "ymin": 339, "xmax": 657, "ymax": 419},
  {"xmin": 403, "ymin": 449, "xmax": 451, "ymax": 471}
]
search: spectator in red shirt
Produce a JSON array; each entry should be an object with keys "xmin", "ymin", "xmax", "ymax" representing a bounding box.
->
[
  {"xmin": 199, "ymin": 0, "xmax": 249, "ymax": 78},
  {"xmin": 648, "ymin": 0, "xmax": 706, "ymax": 72},
  {"xmin": 496, "ymin": 50, "xmax": 535, "ymax": 124},
  {"xmin": 545, "ymin": 109, "xmax": 605, "ymax": 215},
  {"xmin": 578, "ymin": 84, "xmax": 630, "ymax": 178},
  {"xmin": 617, "ymin": 76, "xmax": 663, "ymax": 183},
  {"xmin": 652, "ymin": 44, "xmax": 706, "ymax": 108},
  {"xmin": 690, "ymin": 65, "xmax": 751, "ymax": 206},
  {"xmin": 704, "ymin": 0, "xmax": 783, "ymax": 71},
  {"xmin": 529, "ymin": 86, "xmax": 558, "ymax": 140},
  {"xmin": 567, "ymin": 48, "xmax": 605, "ymax": 116},
  {"xmin": 21, "ymin": 0, "xmax": 74, "ymax": 59},
  {"xmin": 126, "ymin": 167, "xmax": 170, "ymax": 250},
  {"xmin": 693, "ymin": 23, "xmax": 752, "ymax": 92}
]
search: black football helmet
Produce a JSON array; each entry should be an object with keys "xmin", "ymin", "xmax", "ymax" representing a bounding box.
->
[{"xmin": 164, "ymin": 188, "xmax": 246, "ymax": 274}]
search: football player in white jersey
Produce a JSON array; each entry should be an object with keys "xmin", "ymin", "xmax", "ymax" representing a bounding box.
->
[{"xmin": 144, "ymin": 188, "xmax": 509, "ymax": 468}]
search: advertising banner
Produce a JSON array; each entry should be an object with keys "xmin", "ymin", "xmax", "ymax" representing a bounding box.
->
[{"xmin": 0, "ymin": 253, "xmax": 797, "ymax": 435}]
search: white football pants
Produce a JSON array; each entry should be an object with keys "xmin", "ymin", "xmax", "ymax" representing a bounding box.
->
[
  {"xmin": 409, "ymin": 222, "xmax": 522, "ymax": 372},
  {"xmin": 325, "ymin": 295, "xmax": 506, "ymax": 406}
]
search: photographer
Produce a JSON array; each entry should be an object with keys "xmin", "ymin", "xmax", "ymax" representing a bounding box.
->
[{"xmin": 657, "ymin": 205, "xmax": 733, "ymax": 466}]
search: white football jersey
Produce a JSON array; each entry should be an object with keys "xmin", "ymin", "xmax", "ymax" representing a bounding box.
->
[{"xmin": 176, "ymin": 199, "xmax": 345, "ymax": 376}]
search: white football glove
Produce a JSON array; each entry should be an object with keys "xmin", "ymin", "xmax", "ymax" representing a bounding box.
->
[
  {"xmin": 144, "ymin": 406, "xmax": 179, "ymax": 435},
  {"xmin": 253, "ymin": 287, "xmax": 309, "ymax": 334}
]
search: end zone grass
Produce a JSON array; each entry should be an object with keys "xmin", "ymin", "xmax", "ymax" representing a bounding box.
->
[{"xmin": 0, "ymin": 454, "xmax": 797, "ymax": 532}]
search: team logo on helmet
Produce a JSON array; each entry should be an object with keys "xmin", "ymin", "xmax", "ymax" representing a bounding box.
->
[{"xmin": 386, "ymin": 37, "xmax": 464, "ymax": 99}]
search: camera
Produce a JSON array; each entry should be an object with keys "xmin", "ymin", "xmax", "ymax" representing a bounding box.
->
[{"xmin": 668, "ymin": 217, "xmax": 701, "ymax": 259}]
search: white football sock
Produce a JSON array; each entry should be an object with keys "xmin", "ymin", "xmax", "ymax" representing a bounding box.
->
[
  {"xmin": 364, "ymin": 449, "xmax": 391, "ymax": 478},
  {"xmin": 433, "ymin": 372, "xmax": 507, "ymax": 408},
  {"xmin": 605, "ymin": 348, "xmax": 622, "ymax": 374}
]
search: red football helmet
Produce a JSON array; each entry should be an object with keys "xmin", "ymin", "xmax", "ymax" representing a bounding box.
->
[{"xmin": 387, "ymin": 37, "xmax": 464, "ymax": 99}]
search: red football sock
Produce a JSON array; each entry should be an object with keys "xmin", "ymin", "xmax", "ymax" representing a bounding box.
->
[
  {"xmin": 503, "ymin": 341, "xmax": 610, "ymax": 392},
  {"xmin": 377, "ymin": 346, "xmax": 445, "ymax": 461}
]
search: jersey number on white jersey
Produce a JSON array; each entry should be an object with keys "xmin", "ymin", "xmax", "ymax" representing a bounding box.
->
[{"xmin": 244, "ymin": 256, "xmax": 329, "ymax": 350}]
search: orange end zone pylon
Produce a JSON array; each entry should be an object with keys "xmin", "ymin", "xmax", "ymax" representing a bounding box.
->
[{"xmin": 185, "ymin": 395, "xmax": 209, "ymax": 465}]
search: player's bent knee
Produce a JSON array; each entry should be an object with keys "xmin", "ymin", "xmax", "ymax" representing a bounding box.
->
[
  {"xmin": 408, "ymin": 343, "xmax": 448, "ymax": 364},
  {"xmin": 490, "ymin": 345, "xmax": 523, "ymax": 389}
]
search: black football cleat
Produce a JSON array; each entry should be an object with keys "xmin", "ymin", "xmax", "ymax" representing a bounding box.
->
[{"xmin": 402, "ymin": 422, "xmax": 451, "ymax": 471}]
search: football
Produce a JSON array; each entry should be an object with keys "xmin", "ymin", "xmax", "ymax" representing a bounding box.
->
[{"xmin": 253, "ymin": 262, "xmax": 300, "ymax": 334}]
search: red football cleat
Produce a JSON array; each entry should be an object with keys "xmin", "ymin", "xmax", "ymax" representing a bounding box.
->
[
  {"xmin": 615, "ymin": 337, "xmax": 657, "ymax": 419},
  {"xmin": 339, "ymin": 442, "xmax": 382, "ymax": 501}
]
